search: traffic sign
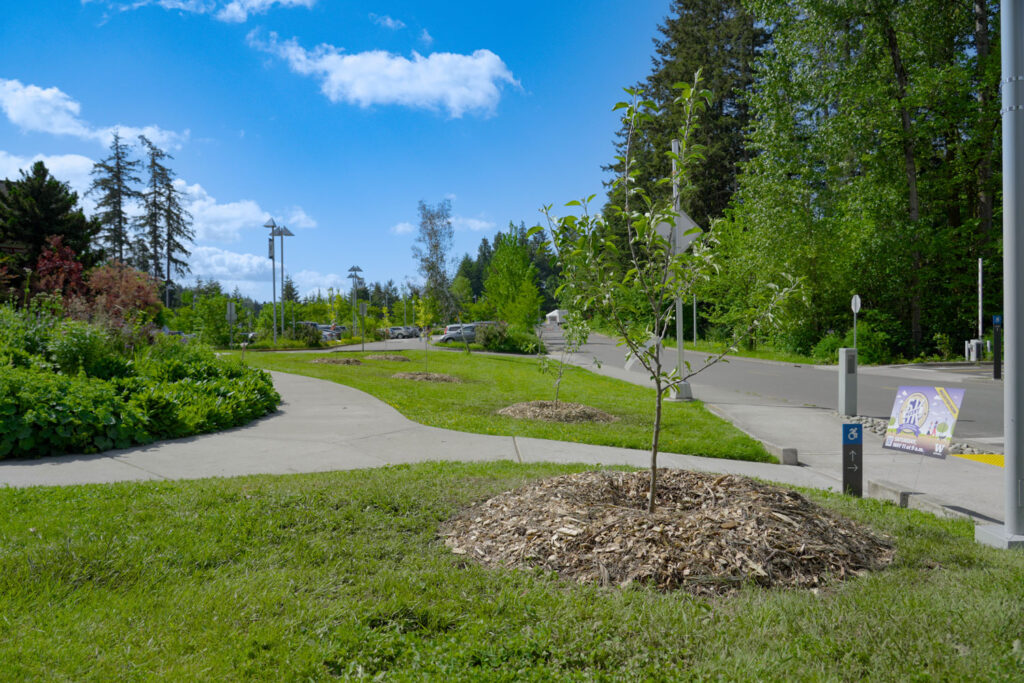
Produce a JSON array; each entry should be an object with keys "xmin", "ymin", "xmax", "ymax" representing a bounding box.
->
[
  {"xmin": 842, "ymin": 423, "xmax": 863, "ymax": 497},
  {"xmin": 654, "ymin": 209, "xmax": 701, "ymax": 254},
  {"xmin": 994, "ymin": 314, "xmax": 1003, "ymax": 326},
  {"xmin": 851, "ymin": 294, "xmax": 861, "ymax": 314}
]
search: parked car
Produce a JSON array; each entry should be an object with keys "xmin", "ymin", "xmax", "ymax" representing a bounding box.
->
[
  {"xmin": 403, "ymin": 325, "xmax": 420, "ymax": 338},
  {"xmin": 387, "ymin": 326, "xmax": 407, "ymax": 339},
  {"xmin": 439, "ymin": 324, "xmax": 476, "ymax": 343}
]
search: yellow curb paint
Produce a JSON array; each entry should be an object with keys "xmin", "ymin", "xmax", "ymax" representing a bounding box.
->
[{"xmin": 950, "ymin": 452, "xmax": 1004, "ymax": 467}]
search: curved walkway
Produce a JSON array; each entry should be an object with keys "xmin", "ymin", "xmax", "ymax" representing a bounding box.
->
[{"xmin": 0, "ymin": 371, "xmax": 835, "ymax": 491}]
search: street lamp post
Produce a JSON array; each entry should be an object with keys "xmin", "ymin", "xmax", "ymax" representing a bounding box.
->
[
  {"xmin": 263, "ymin": 218, "xmax": 278, "ymax": 345},
  {"xmin": 276, "ymin": 225, "xmax": 294, "ymax": 338}
]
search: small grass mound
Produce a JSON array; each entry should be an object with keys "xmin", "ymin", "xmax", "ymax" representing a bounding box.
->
[
  {"xmin": 366, "ymin": 354, "xmax": 411, "ymax": 362},
  {"xmin": 497, "ymin": 400, "xmax": 618, "ymax": 423},
  {"xmin": 392, "ymin": 371, "xmax": 462, "ymax": 383},
  {"xmin": 310, "ymin": 357, "xmax": 362, "ymax": 366},
  {"xmin": 440, "ymin": 469, "xmax": 894, "ymax": 596}
]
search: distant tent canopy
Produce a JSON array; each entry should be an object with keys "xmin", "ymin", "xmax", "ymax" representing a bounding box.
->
[{"xmin": 545, "ymin": 309, "xmax": 568, "ymax": 325}]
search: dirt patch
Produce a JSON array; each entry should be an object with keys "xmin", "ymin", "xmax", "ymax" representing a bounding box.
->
[
  {"xmin": 366, "ymin": 354, "xmax": 411, "ymax": 362},
  {"xmin": 440, "ymin": 469, "xmax": 893, "ymax": 596},
  {"xmin": 392, "ymin": 372, "xmax": 462, "ymax": 383},
  {"xmin": 310, "ymin": 357, "xmax": 361, "ymax": 366},
  {"xmin": 497, "ymin": 400, "xmax": 618, "ymax": 424}
]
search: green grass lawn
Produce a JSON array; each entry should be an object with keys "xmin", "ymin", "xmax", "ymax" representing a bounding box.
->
[
  {"xmin": 239, "ymin": 349, "xmax": 771, "ymax": 463},
  {"xmin": 1, "ymin": 462, "xmax": 1021, "ymax": 680}
]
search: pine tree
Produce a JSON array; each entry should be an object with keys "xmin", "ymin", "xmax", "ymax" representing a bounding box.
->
[
  {"xmin": 605, "ymin": 0, "xmax": 769, "ymax": 229},
  {"xmin": 88, "ymin": 131, "xmax": 142, "ymax": 263},
  {"xmin": 136, "ymin": 135, "xmax": 194, "ymax": 300}
]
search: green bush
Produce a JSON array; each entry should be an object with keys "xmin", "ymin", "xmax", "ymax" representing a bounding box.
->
[
  {"xmin": 477, "ymin": 322, "xmax": 546, "ymax": 354},
  {"xmin": 811, "ymin": 332, "xmax": 844, "ymax": 363},
  {"xmin": 46, "ymin": 320, "xmax": 132, "ymax": 380}
]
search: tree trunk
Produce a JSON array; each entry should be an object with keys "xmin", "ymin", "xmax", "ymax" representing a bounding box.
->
[
  {"xmin": 974, "ymin": 0, "xmax": 994, "ymax": 238},
  {"xmin": 879, "ymin": 9, "xmax": 923, "ymax": 348},
  {"xmin": 649, "ymin": 380, "xmax": 663, "ymax": 513}
]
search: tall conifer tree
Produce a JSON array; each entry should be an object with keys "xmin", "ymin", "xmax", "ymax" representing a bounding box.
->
[
  {"xmin": 88, "ymin": 130, "xmax": 142, "ymax": 262},
  {"xmin": 136, "ymin": 135, "xmax": 194, "ymax": 299}
]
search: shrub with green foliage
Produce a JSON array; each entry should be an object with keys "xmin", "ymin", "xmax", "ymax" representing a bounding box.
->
[
  {"xmin": 0, "ymin": 304, "xmax": 281, "ymax": 459},
  {"xmin": 476, "ymin": 322, "xmax": 546, "ymax": 354}
]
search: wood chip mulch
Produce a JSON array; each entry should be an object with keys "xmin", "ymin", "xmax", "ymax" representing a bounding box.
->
[
  {"xmin": 497, "ymin": 400, "xmax": 618, "ymax": 423},
  {"xmin": 365, "ymin": 354, "xmax": 411, "ymax": 362},
  {"xmin": 439, "ymin": 470, "xmax": 894, "ymax": 596},
  {"xmin": 310, "ymin": 357, "xmax": 361, "ymax": 365},
  {"xmin": 392, "ymin": 372, "xmax": 462, "ymax": 383}
]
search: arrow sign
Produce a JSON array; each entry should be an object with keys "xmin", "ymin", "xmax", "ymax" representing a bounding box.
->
[
  {"xmin": 654, "ymin": 209, "xmax": 701, "ymax": 255},
  {"xmin": 842, "ymin": 424, "xmax": 863, "ymax": 497}
]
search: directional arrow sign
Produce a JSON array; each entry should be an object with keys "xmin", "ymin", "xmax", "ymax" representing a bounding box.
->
[
  {"xmin": 654, "ymin": 209, "xmax": 701, "ymax": 255},
  {"xmin": 843, "ymin": 424, "xmax": 863, "ymax": 497}
]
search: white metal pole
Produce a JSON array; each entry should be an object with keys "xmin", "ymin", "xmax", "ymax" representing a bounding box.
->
[
  {"xmin": 270, "ymin": 235, "xmax": 277, "ymax": 345},
  {"xmin": 978, "ymin": 0, "xmax": 1024, "ymax": 548},
  {"xmin": 693, "ymin": 295, "xmax": 697, "ymax": 346},
  {"xmin": 671, "ymin": 138, "xmax": 689, "ymax": 400},
  {"xmin": 979, "ymin": 257, "xmax": 984, "ymax": 340},
  {"xmin": 279, "ymin": 230, "xmax": 286, "ymax": 338}
]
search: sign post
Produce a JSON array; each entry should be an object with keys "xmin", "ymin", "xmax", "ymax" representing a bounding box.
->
[
  {"xmin": 359, "ymin": 301, "xmax": 367, "ymax": 352},
  {"xmin": 226, "ymin": 301, "xmax": 237, "ymax": 348},
  {"xmin": 843, "ymin": 424, "xmax": 863, "ymax": 497},
  {"xmin": 994, "ymin": 314, "xmax": 1003, "ymax": 380}
]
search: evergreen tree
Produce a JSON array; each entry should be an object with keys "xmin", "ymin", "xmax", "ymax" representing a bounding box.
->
[
  {"xmin": 605, "ymin": 0, "xmax": 769, "ymax": 231},
  {"xmin": 281, "ymin": 275, "xmax": 299, "ymax": 303},
  {"xmin": 136, "ymin": 135, "xmax": 194, "ymax": 301},
  {"xmin": 0, "ymin": 161, "xmax": 102, "ymax": 280},
  {"xmin": 88, "ymin": 130, "xmax": 142, "ymax": 262}
]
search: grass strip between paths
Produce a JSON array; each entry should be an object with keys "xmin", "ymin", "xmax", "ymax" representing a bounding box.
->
[
  {"xmin": 1, "ymin": 462, "xmax": 1022, "ymax": 680},
  {"xmin": 240, "ymin": 349, "xmax": 772, "ymax": 463}
]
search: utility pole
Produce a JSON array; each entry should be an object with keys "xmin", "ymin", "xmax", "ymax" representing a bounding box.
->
[
  {"xmin": 977, "ymin": 0, "xmax": 1024, "ymax": 549},
  {"xmin": 264, "ymin": 218, "xmax": 278, "ymax": 345}
]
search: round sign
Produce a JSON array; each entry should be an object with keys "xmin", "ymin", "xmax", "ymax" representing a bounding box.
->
[{"xmin": 851, "ymin": 294, "xmax": 861, "ymax": 314}]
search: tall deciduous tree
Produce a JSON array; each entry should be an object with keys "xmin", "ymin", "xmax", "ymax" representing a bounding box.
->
[
  {"xmin": 412, "ymin": 199, "xmax": 456, "ymax": 321},
  {"xmin": 483, "ymin": 230, "xmax": 543, "ymax": 329},
  {"xmin": 88, "ymin": 131, "xmax": 142, "ymax": 263}
]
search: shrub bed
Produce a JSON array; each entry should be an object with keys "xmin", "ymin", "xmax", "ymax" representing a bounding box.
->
[{"xmin": 0, "ymin": 306, "xmax": 280, "ymax": 459}]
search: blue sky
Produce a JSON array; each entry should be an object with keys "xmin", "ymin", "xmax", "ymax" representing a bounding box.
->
[{"xmin": 1, "ymin": 0, "xmax": 671, "ymax": 301}]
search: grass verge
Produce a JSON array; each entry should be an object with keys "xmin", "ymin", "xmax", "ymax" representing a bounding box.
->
[
  {"xmin": 1, "ymin": 462, "xmax": 1021, "ymax": 680},
  {"xmin": 240, "ymin": 349, "xmax": 771, "ymax": 462}
]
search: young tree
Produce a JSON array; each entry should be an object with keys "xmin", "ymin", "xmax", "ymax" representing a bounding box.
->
[
  {"xmin": 281, "ymin": 275, "xmax": 299, "ymax": 303},
  {"xmin": 88, "ymin": 130, "xmax": 142, "ymax": 263},
  {"xmin": 483, "ymin": 231, "xmax": 543, "ymax": 329},
  {"xmin": 547, "ymin": 74, "xmax": 795, "ymax": 512}
]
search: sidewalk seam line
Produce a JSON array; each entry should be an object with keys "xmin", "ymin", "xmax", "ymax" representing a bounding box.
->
[
  {"xmin": 512, "ymin": 436, "xmax": 522, "ymax": 463},
  {"xmin": 111, "ymin": 458, "xmax": 170, "ymax": 480}
]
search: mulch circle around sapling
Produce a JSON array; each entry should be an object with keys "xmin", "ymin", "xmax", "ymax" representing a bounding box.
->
[
  {"xmin": 392, "ymin": 371, "xmax": 462, "ymax": 383},
  {"xmin": 366, "ymin": 354, "xmax": 411, "ymax": 362},
  {"xmin": 311, "ymin": 357, "xmax": 362, "ymax": 366},
  {"xmin": 440, "ymin": 469, "xmax": 894, "ymax": 596},
  {"xmin": 497, "ymin": 400, "xmax": 618, "ymax": 423}
]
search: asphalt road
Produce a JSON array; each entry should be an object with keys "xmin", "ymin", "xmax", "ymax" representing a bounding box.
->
[{"xmin": 543, "ymin": 327, "xmax": 1005, "ymax": 445}]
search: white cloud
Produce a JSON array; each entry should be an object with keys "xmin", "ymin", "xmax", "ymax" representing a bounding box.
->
[
  {"xmin": 420, "ymin": 29, "xmax": 434, "ymax": 46},
  {"xmin": 248, "ymin": 31, "xmax": 518, "ymax": 118},
  {"xmin": 452, "ymin": 215, "xmax": 495, "ymax": 232},
  {"xmin": 189, "ymin": 245, "xmax": 273, "ymax": 282},
  {"xmin": 0, "ymin": 150, "xmax": 95, "ymax": 198},
  {"xmin": 370, "ymin": 13, "xmax": 405, "ymax": 30},
  {"xmin": 292, "ymin": 269, "xmax": 346, "ymax": 297},
  {"xmin": 85, "ymin": 0, "xmax": 314, "ymax": 23},
  {"xmin": 178, "ymin": 181, "xmax": 270, "ymax": 243},
  {"xmin": 390, "ymin": 221, "xmax": 415, "ymax": 235},
  {"xmin": 286, "ymin": 206, "xmax": 317, "ymax": 229},
  {"xmin": 0, "ymin": 78, "xmax": 186, "ymax": 149}
]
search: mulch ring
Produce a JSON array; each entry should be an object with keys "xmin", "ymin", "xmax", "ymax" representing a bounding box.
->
[
  {"xmin": 392, "ymin": 372, "xmax": 462, "ymax": 383},
  {"xmin": 365, "ymin": 354, "xmax": 410, "ymax": 362},
  {"xmin": 497, "ymin": 400, "xmax": 618, "ymax": 424},
  {"xmin": 310, "ymin": 357, "xmax": 362, "ymax": 366},
  {"xmin": 439, "ymin": 469, "xmax": 894, "ymax": 596}
]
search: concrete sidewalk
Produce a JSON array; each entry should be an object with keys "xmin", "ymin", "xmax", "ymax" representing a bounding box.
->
[
  {"xmin": 562, "ymin": 354, "xmax": 1006, "ymax": 524},
  {"xmin": 0, "ymin": 371, "xmax": 837, "ymax": 494}
]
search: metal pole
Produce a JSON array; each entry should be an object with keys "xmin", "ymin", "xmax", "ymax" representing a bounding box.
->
[
  {"xmin": 692, "ymin": 295, "xmax": 697, "ymax": 346},
  {"xmin": 279, "ymin": 229, "xmax": 286, "ymax": 338},
  {"xmin": 979, "ymin": 257, "xmax": 984, "ymax": 340},
  {"xmin": 670, "ymin": 138, "xmax": 691, "ymax": 401},
  {"xmin": 977, "ymin": 0, "xmax": 1024, "ymax": 548},
  {"xmin": 270, "ymin": 237, "xmax": 277, "ymax": 346}
]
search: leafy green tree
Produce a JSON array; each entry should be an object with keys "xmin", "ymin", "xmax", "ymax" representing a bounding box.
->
[
  {"xmin": 412, "ymin": 199, "xmax": 456, "ymax": 322},
  {"xmin": 0, "ymin": 162, "xmax": 102, "ymax": 291},
  {"xmin": 483, "ymin": 231, "xmax": 543, "ymax": 329},
  {"xmin": 88, "ymin": 131, "xmax": 142, "ymax": 263}
]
